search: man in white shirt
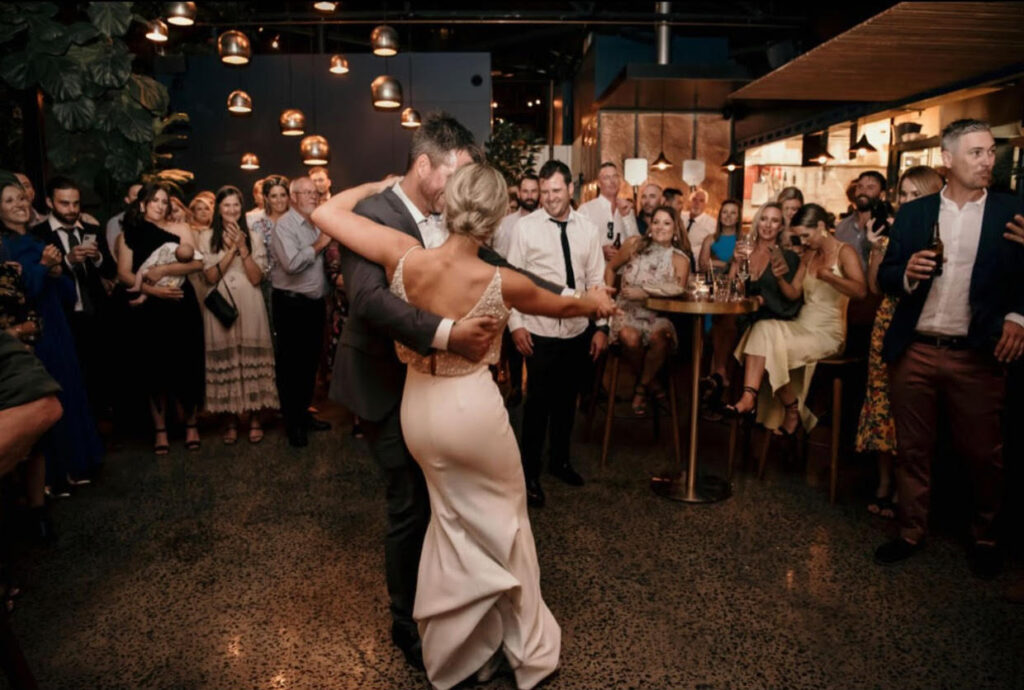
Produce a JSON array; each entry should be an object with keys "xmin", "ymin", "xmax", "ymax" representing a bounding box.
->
[
  {"xmin": 578, "ymin": 161, "xmax": 640, "ymax": 261},
  {"xmin": 509, "ymin": 160, "xmax": 608, "ymax": 507},
  {"xmin": 680, "ymin": 188, "xmax": 716, "ymax": 252},
  {"xmin": 874, "ymin": 119, "xmax": 1024, "ymax": 577}
]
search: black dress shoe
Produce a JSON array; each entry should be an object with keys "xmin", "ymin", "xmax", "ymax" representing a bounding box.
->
[
  {"xmin": 525, "ymin": 479, "xmax": 545, "ymax": 508},
  {"xmin": 549, "ymin": 463, "xmax": 584, "ymax": 487},
  {"xmin": 287, "ymin": 426, "xmax": 309, "ymax": 447},
  {"xmin": 307, "ymin": 416, "xmax": 332, "ymax": 432},
  {"xmin": 391, "ymin": 623, "xmax": 425, "ymax": 671},
  {"xmin": 874, "ymin": 537, "xmax": 923, "ymax": 565},
  {"xmin": 969, "ymin": 543, "xmax": 1002, "ymax": 579}
]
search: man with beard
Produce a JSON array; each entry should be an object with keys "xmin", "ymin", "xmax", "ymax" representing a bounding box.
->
[
  {"xmin": 836, "ymin": 170, "xmax": 888, "ymax": 271},
  {"xmin": 636, "ymin": 182, "xmax": 663, "ymax": 235}
]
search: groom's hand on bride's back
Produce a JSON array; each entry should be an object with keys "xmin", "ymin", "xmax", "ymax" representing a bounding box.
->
[{"xmin": 448, "ymin": 316, "xmax": 502, "ymax": 362}]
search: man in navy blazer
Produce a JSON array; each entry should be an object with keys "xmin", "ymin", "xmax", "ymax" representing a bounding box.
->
[{"xmin": 875, "ymin": 119, "xmax": 1024, "ymax": 576}]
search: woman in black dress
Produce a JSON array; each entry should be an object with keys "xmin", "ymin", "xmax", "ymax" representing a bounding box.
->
[{"xmin": 116, "ymin": 182, "xmax": 205, "ymax": 453}]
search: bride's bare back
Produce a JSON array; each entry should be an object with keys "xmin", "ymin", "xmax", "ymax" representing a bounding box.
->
[{"xmin": 393, "ymin": 248, "xmax": 502, "ymax": 321}]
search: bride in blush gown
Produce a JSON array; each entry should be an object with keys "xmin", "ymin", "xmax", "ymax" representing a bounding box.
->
[{"xmin": 314, "ymin": 164, "xmax": 613, "ymax": 690}]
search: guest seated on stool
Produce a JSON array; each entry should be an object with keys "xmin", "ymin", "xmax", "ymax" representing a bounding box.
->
[
  {"xmin": 605, "ymin": 205, "xmax": 691, "ymax": 415},
  {"xmin": 724, "ymin": 204, "xmax": 866, "ymax": 445}
]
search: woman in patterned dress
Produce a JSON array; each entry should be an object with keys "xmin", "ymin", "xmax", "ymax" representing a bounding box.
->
[
  {"xmin": 856, "ymin": 166, "xmax": 944, "ymax": 517},
  {"xmin": 605, "ymin": 205, "xmax": 691, "ymax": 415}
]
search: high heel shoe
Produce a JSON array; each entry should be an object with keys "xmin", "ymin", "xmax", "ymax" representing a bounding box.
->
[
  {"xmin": 773, "ymin": 399, "xmax": 802, "ymax": 438},
  {"xmin": 773, "ymin": 398, "xmax": 804, "ymax": 462},
  {"xmin": 185, "ymin": 424, "xmax": 201, "ymax": 452},
  {"xmin": 723, "ymin": 386, "xmax": 758, "ymax": 420},
  {"xmin": 153, "ymin": 427, "xmax": 169, "ymax": 456}
]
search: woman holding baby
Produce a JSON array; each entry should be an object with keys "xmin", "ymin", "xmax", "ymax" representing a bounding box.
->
[
  {"xmin": 118, "ymin": 181, "xmax": 206, "ymax": 454},
  {"xmin": 195, "ymin": 186, "xmax": 277, "ymax": 445}
]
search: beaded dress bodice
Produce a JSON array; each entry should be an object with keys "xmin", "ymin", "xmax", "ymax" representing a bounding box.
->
[{"xmin": 390, "ymin": 247, "xmax": 509, "ymax": 376}]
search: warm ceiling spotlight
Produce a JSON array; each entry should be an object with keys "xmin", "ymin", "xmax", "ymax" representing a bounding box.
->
[
  {"xmin": 145, "ymin": 19, "xmax": 169, "ymax": 43},
  {"xmin": 329, "ymin": 54, "xmax": 349, "ymax": 75},
  {"xmin": 240, "ymin": 153, "xmax": 260, "ymax": 170},
  {"xmin": 227, "ymin": 90, "xmax": 253, "ymax": 114},
  {"xmin": 491, "ymin": 101, "xmax": 498, "ymax": 109},
  {"xmin": 371, "ymin": 75, "xmax": 402, "ymax": 109},
  {"xmin": 301, "ymin": 135, "xmax": 330, "ymax": 165},
  {"xmin": 313, "ymin": 1, "xmax": 338, "ymax": 11},
  {"xmin": 400, "ymin": 107, "xmax": 422, "ymax": 129},
  {"xmin": 270, "ymin": 34, "xmax": 281, "ymax": 50},
  {"xmin": 371, "ymin": 25, "xmax": 399, "ymax": 56},
  {"xmin": 721, "ymin": 152, "xmax": 742, "ymax": 172},
  {"xmin": 279, "ymin": 108, "xmax": 306, "ymax": 136},
  {"xmin": 165, "ymin": 2, "xmax": 197, "ymax": 26},
  {"xmin": 651, "ymin": 151, "xmax": 673, "ymax": 171},
  {"xmin": 218, "ymin": 30, "xmax": 251, "ymax": 65}
]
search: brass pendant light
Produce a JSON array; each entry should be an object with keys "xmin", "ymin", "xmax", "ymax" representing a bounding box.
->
[
  {"xmin": 218, "ymin": 30, "xmax": 251, "ymax": 65},
  {"xmin": 145, "ymin": 19, "xmax": 169, "ymax": 43},
  {"xmin": 371, "ymin": 75, "xmax": 403, "ymax": 110},
  {"xmin": 329, "ymin": 54, "xmax": 349, "ymax": 75},
  {"xmin": 371, "ymin": 25, "xmax": 399, "ymax": 56},
  {"xmin": 400, "ymin": 108, "xmax": 422, "ymax": 129},
  {"xmin": 165, "ymin": 2, "xmax": 197, "ymax": 26},
  {"xmin": 301, "ymin": 135, "xmax": 330, "ymax": 165},
  {"xmin": 240, "ymin": 153, "xmax": 260, "ymax": 170},
  {"xmin": 227, "ymin": 90, "xmax": 253, "ymax": 114},
  {"xmin": 279, "ymin": 109, "xmax": 306, "ymax": 136}
]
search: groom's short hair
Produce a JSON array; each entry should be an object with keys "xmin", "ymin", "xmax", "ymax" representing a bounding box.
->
[{"xmin": 408, "ymin": 112, "xmax": 476, "ymax": 170}]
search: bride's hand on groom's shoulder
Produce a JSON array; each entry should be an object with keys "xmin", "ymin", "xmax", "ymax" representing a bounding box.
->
[{"xmin": 449, "ymin": 315, "xmax": 501, "ymax": 362}]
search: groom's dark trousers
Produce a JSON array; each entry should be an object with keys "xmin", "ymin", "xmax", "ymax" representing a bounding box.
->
[{"xmin": 330, "ymin": 187, "xmax": 561, "ymax": 650}]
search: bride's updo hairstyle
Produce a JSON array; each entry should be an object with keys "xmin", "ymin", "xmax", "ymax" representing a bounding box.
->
[{"xmin": 444, "ymin": 163, "xmax": 508, "ymax": 243}]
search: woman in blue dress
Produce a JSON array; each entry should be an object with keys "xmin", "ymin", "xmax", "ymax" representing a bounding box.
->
[
  {"xmin": 696, "ymin": 199, "xmax": 741, "ymax": 411},
  {"xmin": 0, "ymin": 178, "xmax": 103, "ymax": 493}
]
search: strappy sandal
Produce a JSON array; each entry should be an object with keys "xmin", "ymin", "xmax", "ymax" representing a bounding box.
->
[
  {"xmin": 773, "ymin": 398, "xmax": 801, "ymax": 438},
  {"xmin": 868, "ymin": 495, "xmax": 896, "ymax": 519},
  {"xmin": 248, "ymin": 424, "xmax": 264, "ymax": 444},
  {"xmin": 153, "ymin": 427, "xmax": 170, "ymax": 456},
  {"xmin": 185, "ymin": 424, "xmax": 201, "ymax": 452},
  {"xmin": 648, "ymin": 379, "xmax": 669, "ymax": 403},
  {"xmin": 632, "ymin": 384, "xmax": 649, "ymax": 417},
  {"xmin": 724, "ymin": 386, "xmax": 758, "ymax": 420},
  {"xmin": 222, "ymin": 424, "xmax": 238, "ymax": 445}
]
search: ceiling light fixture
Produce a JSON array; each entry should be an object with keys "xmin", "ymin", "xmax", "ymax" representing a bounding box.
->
[
  {"xmin": 313, "ymin": 1, "xmax": 338, "ymax": 11},
  {"xmin": 371, "ymin": 25, "xmax": 399, "ymax": 56},
  {"xmin": 301, "ymin": 135, "xmax": 330, "ymax": 165},
  {"xmin": 145, "ymin": 19, "xmax": 169, "ymax": 43},
  {"xmin": 279, "ymin": 108, "xmax": 306, "ymax": 136},
  {"xmin": 329, "ymin": 54, "xmax": 349, "ymax": 74},
  {"xmin": 240, "ymin": 153, "xmax": 260, "ymax": 170},
  {"xmin": 371, "ymin": 75, "xmax": 402, "ymax": 109},
  {"xmin": 721, "ymin": 151, "xmax": 743, "ymax": 172},
  {"xmin": 849, "ymin": 133, "xmax": 877, "ymax": 156},
  {"xmin": 218, "ymin": 30, "xmax": 251, "ymax": 65},
  {"xmin": 165, "ymin": 2, "xmax": 196, "ymax": 26},
  {"xmin": 227, "ymin": 90, "xmax": 253, "ymax": 114}
]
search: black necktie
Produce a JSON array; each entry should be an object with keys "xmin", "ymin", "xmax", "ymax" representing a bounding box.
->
[
  {"xmin": 550, "ymin": 218, "xmax": 575, "ymax": 289},
  {"xmin": 685, "ymin": 217, "xmax": 695, "ymax": 233},
  {"xmin": 64, "ymin": 228, "xmax": 93, "ymax": 314}
]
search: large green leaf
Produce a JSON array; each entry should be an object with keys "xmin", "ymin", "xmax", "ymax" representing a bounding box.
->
[
  {"xmin": 0, "ymin": 51, "xmax": 34, "ymax": 89},
  {"xmin": 17, "ymin": 2, "xmax": 58, "ymax": 17},
  {"xmin": 116, "ymin": 104, "xmax": 154, "ymax": 143},
  {"xmin": 52, "ymin": 97, "xmax": 96, "ymax": 130},
  {"xmin": 39, "ymin": 57, "xmax": 83, "ymax": 100},
  {"xmin": 94, "ymin": 98, "xmax": 118, "ymax": 132},
  {"xmin": 0, "ymin": 20, "xmax": 27, "ymax": 43},
  {"xmin": 66, "ymin": 21, "xmax": 100, "ymax": 46},
  {"xmin": 104, "ymin": 145, "xmax": 144, "ymax": 183},
  {"xmin": 86, "ymin": 2, "xmax": 133, "ymax": 38},
  {"xmin": 88, "ymin": 42, "xmax": 132, "ymax": 88},
  {"xmin": 128, "ymin": 74, "xmax": 168, "ymax": 114},
  {"xmin": 24, "ymin": 15, "xmax": 64, "ymax": 42}
]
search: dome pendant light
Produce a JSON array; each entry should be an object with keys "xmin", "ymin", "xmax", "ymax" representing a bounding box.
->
[
  {"xmin": 218, "ymin": 30, "xmax": 251, "ymax": 65},
  {"xmin": 371, "ymin": 75, "xmax": 403, "ymax": 110},
  {"xmin": 240, "ymin": 153, "xmax": 260, "ymax": 170},
  {"xmin": 165, "ymin": 2, "xmax": 197, "ymax": 26},
  {"xmin": 279, "ymin": 109, "xmax": 306, "ymax": 136},
  {"xmin": 371, "ymin": 25, "xmax": 399, "ymax": 56},
  {"xmin": 400, "ymin": 107, "xmax": 422, "ymax": 129},
  {"xmin": 227, "ymin": 90, "xmax": 253, "ymax": 114},
  {"xmin": 145, "ymin": 19, "xmax": 169, "ymax": 43},
  {"xmin": 301, "ymin": 135, "xmax": 330, "ymax": 165},
  {"xmin": 329, "ymin": 54, "xmax": 349, "ymax": 75}
]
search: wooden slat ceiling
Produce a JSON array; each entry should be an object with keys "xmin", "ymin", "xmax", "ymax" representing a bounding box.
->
[{"xmin": 730, "ymin": 2, "xmax": 1024, "ymax": 102}]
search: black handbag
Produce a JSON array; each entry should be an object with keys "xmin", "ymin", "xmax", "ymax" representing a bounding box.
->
[{"xmin": 204, "ymin": 264, "xmax": 238, "ymax": 328}]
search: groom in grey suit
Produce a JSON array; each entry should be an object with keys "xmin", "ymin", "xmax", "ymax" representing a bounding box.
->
[{"xmin": 330, "ymin": 113, "xmax": 573, "ymax": 671}]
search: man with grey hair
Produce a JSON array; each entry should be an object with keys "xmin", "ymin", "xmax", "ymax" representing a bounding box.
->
[
  {"xmin": 681, "ymin": 188, "xmax": 715, "ymax": 250},
  {"xmin": 269, "ymin": 176, "xmax": 332, "ymax": 447},
  {"xmin": 875, "ymin": 118, "xmax": 1024, "ymax": 577}
]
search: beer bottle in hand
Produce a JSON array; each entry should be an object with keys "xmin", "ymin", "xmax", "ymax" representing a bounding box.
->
[
  {"xmin": 613, "ymin": 232, "xmax": 621, "ymax": 249},
  {"xmin": 930, "ymin": 221, "xmax": 944, "ymax": 277}
]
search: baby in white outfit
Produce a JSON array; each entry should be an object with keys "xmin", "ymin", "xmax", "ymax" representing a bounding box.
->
[{"xmin": 128, "ymin": 242, "xmax": 203, "ymax": 305}]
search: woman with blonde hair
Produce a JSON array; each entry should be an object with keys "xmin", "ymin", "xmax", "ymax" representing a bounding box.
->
[
  {"xmin": 313, "ymin": 163, "xmax": 613, "ymax": 690},
  {"xmin": 856, "ymin": 165, "xmax": 943, "ymax": 517},
  {"xmin": 776, "ymin": 186, "xmax": 804, "ymax": 248}
]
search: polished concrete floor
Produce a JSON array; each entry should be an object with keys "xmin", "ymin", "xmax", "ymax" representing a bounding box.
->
[{"xmin": 5, "ymin": 402, "xmax": 1023, "ymax": 689}]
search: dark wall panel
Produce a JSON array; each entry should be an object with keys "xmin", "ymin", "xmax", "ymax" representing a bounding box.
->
[{"xmin": 163, "ymin": 53, "xmax": 491, "ymax": 199}]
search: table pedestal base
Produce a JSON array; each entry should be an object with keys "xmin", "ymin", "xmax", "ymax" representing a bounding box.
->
[{"xmin": 650, "ymin": 472, "xmax": 731, "ymax": 503}]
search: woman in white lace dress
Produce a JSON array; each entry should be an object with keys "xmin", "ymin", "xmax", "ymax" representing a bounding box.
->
[{"xmin": 313, "ymin": 164, "xmax": 611, "ymax": 690}]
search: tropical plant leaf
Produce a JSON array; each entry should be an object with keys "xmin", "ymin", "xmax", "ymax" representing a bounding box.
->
[
  {"xmin": 66, "ymin": 21, "xmax": 100, "ymax": 46},
  {"xmin": 128, "ymin": 74, "xmax": 168, "ymax": 113},
  {"xmin": 116, "ymin": 104, "xmax": 154, "ymax": 143},
  {"xmin": 88, "ymin": 42, "xmax": 132, "ymax": 88},
  {"xmin": 86, "ymin": 2, "xmax": 133, "ymax": 38},
  {"xmin": 0, "ymin": 51, "xmax": 34, "ymax": 89},
  {"xmin": 24, "ymin": 15, "xmax": 64, "ymax": 42},
  {"xmin": 154, "ymin": 168, "xmax": 194, "ymax": 185},
  {"xmin": 39, "ymin": 57, "xmax": 83, "ymax": 100},
  {"xmin": 154, "ymin": 132, "xmax": 188, "ymax": 150},
  {"xmin": 18, "ymin": 2, "xmax": 58, "ymax": 17},
  {"xmin": 53, "ymin": 97, "xmax": 97, "ymax": 130},
  {"xmin": 0, "ymin": 20, "xmax": 27, "ymax": 43},
  {"xmin": 104, "ymin": 148, "xmax": 144, "ymax": 183},
  {"xmin": 156, "ymin": 111, "xmax": 190, "ymax": 132}
]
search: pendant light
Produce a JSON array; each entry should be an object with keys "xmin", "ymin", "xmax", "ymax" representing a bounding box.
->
[
  {"xmin": 240, "ymin": 153, "xmax": 260, "ymax": 170},
  {"xmin": 651, "ymin": 81, "xmax": 673, "ymax": 171},
  {"xmin": 301, "ymin": 135, "xmax": 330, "ymax": 165},
  {"xmin": 400, "ymin": 53, "xmax": 420, "ymax": 128},
  {"xmin": 279, "ymin": 109, "xmax": 306, "ymax": 136},
  {"xmin": 227, "ymin": 90, "xmax": 253, "ymax": 114},
  {"xmin": 145, "ymin": 19, "xmax": 169, "ymax": 43},
  {"xmin": 681, "ymin": 95, "xmax": 705, "ymax": 187},
  {"xmin": 313, "ymin": 1, "xmax": 338, "ymax": 11},
  {"xmin": 218, "ymin": 30, "xmax": 251, "ymax": 65},
  {"xmin": 329, "ymin": 54, "xmax": 349, "ymax": 75},
  {"xmin": 721, "ymin": 151, "xmax": 743, "ymax": 172},
  {"xmin": 849, "ymin": 133, "xmax": 877, "ymax": 156},
  {"xmin": 371, "ymin": 25, "xmax": 399, "ymax": 56},
  {"xmin": 165, "ymin": 2, "xmax": 197, "ymax": 26},
  {"xmin": 811, "ymin": 130, "xmax": 835, "ymax": 165},
  {"xmin": 371, "ymin": 75, "xmax": 402, "ymax": 110}
]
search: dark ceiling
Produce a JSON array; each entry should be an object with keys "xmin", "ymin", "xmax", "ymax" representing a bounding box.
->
[{"xmin": 127, "ymin": 1, "xmax": 899, "ymax": 133}]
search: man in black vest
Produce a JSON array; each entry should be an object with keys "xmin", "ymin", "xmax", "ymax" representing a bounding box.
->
[
  {"xmin": 874, "ymin": 119, "xmax": 1024, "ymax": 577},
  {"xmin": 329, "ymin": 113, "xmax": 594, "ymax": 671},
  {"xmin": 34, "ymin": 176, "xmax": 116, "ymax": 424}
]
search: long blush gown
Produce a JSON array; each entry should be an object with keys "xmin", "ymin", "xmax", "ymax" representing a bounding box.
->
[{"xmin": 390, "ymin": 247, "xmax": 561, "ymax": 690}]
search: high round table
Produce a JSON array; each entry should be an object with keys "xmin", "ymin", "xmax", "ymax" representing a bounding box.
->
[{"xmin": 645, "ymin": 295, "xmax": 757, "ymax": 503}]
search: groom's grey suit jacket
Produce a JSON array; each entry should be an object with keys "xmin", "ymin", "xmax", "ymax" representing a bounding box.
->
[{"xmin": 330, "ymin": 186, "xmax": 561, "ymax": 425}]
